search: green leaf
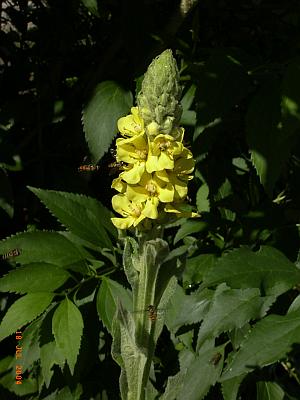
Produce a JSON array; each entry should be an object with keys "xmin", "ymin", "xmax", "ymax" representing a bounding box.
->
[
  {"xmin": 221, "ymin": 375, "xmax": 245, "ymax": 400},
  {"xmin": 256, "ymin": 381, "xmax": 285, "ymax": 400},
  {"xmin": 0, "ymin": 231, "xmax": 86, "ymax": 267},
  {"xmin": 0, "ymin": 168, "xmax": 13, "ymax": 217},
  {"xmin": 40, "ymin": 341, "xmax": 65, "ymax": 388},
  {"xmin": 52, "ymin": 298, "xmax": 84, "ymax": 374},
  {"xmin": 165, "ymin": 284, "xmax": 213, "ymax": 333},
  {"xmin": 183, "ymin": 253, "xmax": 217, "ymax": 287},
  {"xmin": 82, "ymin": 81, "xmax": 133, "ymax": 162},
  {"xmin": 203, "ymin": 246, "xmax": 300, "ymax": 296},
  {"xmin": 177, "ymin": 342, "xmax": 225, "ymax": 400},
  {"xmin": 196, "ymin": 183, "xmax": 210, "ymax": 212},
  {"xmin": 0, "ymin": 293, "xmax": 53, "ymax": 341},
  {"xmin": 174, "ymin": 220, "xmax": 208, "ymax": 244},
  {"xmin": 41, "ymin": 385, "xmax": 82, "ymax": 400},
  {"xmin": 96, "ymin": 278, "xmax": 133, "ymax": 333},
  {"xmin": 161, "ymin": 368, "xmax": 188, "ymax": 400},
  {"xmin": 28, "ymin": 187, "xmax": 116, "ymax": 249},
  {"xmin": 0, "ymin": 373, "xmax": 37, "ymax": 396},
  {"xmin": 197, "ymin": 284, "xmax": 263, "ymax": 349},
  {"xmin": 215, "ymin": 179, "xmax": 236, "ymax": 221},
  {"xmin": 246, "ymin": 79, "xmax": 292, "ymax": 196},
  {"xmin": 18, "ymin": 318, "xmax": 42, "ymax": 372},
  {"xmin": 221, "ymin": 310, "xmax": 300, "ymax": 381},
  {"xmin": 0, "ymin": 263, "xmax": 70, "ymax": 294}
]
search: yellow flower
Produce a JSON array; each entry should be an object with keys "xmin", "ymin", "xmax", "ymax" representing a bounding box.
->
[
  {"xmin": 126, "ymin": 172, "xmax": 174, "ymax": 219},
  {"xmin": 155, "ymin": 149, "xmax": 195, "ymax": 200},
  {"xmin": 145, "ymin": 130, "xmax": 184, "ymax": 173},
  {"xmin": 111, "ymin": 194, "xmax": 146, "ymax": 229},
  {"xmin": 117, "ymin": 107, "xmax": 144, "ymax": 137},
  {"xmin": 116, "ymin": 133, "xmax": 148, "ymax": 163},
  {"xmin": 115, "ymin": 133, "xmax": 148, "ymax": 183}
]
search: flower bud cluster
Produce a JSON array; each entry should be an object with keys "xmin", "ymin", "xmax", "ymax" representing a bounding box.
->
[
  {"xmin": 137, "ymin": 49, "xmax": 182, "ymax": 137},
  {"xmin": 111, "ymin": 107, "xmax": 196, "ymax": 229}
]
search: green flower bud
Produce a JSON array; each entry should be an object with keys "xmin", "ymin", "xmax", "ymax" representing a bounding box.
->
[{"xmin": 137, "ymin": 49, "xmax": 182, "ymax": 137}]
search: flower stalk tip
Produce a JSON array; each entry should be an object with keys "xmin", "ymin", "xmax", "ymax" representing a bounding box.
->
[
  {"xmin": 137, "ymin": 49, "xmax": 182, "ymax": 137},
  {"xmin": 111, "ymin": 50, "xmax": 197, "ymax": 230}
]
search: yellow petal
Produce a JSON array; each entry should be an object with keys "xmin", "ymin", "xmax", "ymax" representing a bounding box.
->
[
  {"xmin": 111, "ymin": 216, "xmax": 135, "ymax": 229},
  {"xmin": 158, "ymin": 183, "xmax": 174, "ymax": 203},
  {"xmin": 126, "ymin": 185, "xmax": 149, "ymax": 202},
  {"xmin": 111, "ymin": 176, "xmax": 126, "ymax": 193},
  {"xmin": 117, "ymin": 110, "xmax": 144, "ymax": 137},
  {"xmin": 142, "ymin": 198, "xmax": 159, "ymax": 219},
  {"xmin": 121, "ymin": 163, "xmax": 145, "ymax": 184}
]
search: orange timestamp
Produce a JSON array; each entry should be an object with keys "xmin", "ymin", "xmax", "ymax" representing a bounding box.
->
[{"xmin": 15, "ymin": 331, "xmax": 23, "ymax": 385}]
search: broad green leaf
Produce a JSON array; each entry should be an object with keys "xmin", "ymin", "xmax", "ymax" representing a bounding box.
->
[
  {"xmin": 177, "ymin": 342, "xmax": 225, "ymax": 400},
  {"xmin": 221, "ymin": 375, "xmax": 245, "ymax": 400},
  {"xmin": 0, "ymin": 293, "xmax": 53, "ymax": 341},
  {"xmin": 215, "ymin": 179, "xmax": 236, "ymax": 221},
  {"xmin": 221, "ymin": 310, "xmax": 300, "ymax": 381},
  {"xmin": 197, "ymin": 285, "xmax": 263, "ymax": 349},
  {"xmin": 181, "ymin": 84, "xmax": 196, "ymax": 111},
  {"xmin": 165, "ymin": 284, "xmax": 213, "ymax": 333},
  {"xmin": 195, "ymin": 51, "xmax": 249, "ymax": 127},
  {"xmin": 174, "ymin": 220, "xmax": 208, "ymax": 244},
  {"xmin": 246, "ymin": 79, "xmax": 292, "ymax": 196},
  {"xmin": 196, "ymin": 183, "xmax": 210, "ymax": 212},
  {"xmin": 40, "ymin": 341, "xmax": 65, "ymax": 388},
  {"xmin": 52, "ymin": 298, "xmax": 83, "ymax": 374},
  {"xmin": 0, "ymin": 355, "xmax": 13, "ymax": 372},
  {"xmin": 183, "ymin": 253, "xmax": 217, "ymax": 287},
  {"xmin": 0, "ymin": 168, "xmax": 13, "ymax": 217},
  {"xmin": 18, "ymin": 318, "xmax": 42, "ymax": 372},
  {"xmin": 288, "ymin": 294, "xmax": 300, "ymax": 314},
  {"xmin": 0, "ymin": 263, "xmax": 70, "ymax": 294},
  {"xmin": 256, "ymin": 381, "xmax": 284, "ymax": 400},
  {"xmin": 181, "ymin": 84, "xmax": 197, "ymax": 126},
  {"xmin": 28, "ymin": 187, "xmax": 116, "ymax": 249},
  {"xmin": 161, "ymin": 368, "xmax": 188, "ymax": 400},
  {"xmin": 96, "ymin": 278, "xmax": 133, "ymax": 332},
  {"xmin": 203, "ymin": 246, "xmax": 300, "ymax": 296},
  {"xmin": 82, "ymin": 80, "xmax": 133, "ymax": 162},
  {"xmin": 0, "ymin": 231, "xmax": 86, "ymax": 267},
  {"xmin": 0, "ymin": 372, "xmax": 37, "ymax": 396}
]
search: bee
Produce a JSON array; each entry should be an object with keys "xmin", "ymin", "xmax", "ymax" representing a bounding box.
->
[
  {"xmin": 78, "ymin": 164, "xmax": 100, "ymax": 172},
  {"xmin": 108, "ymin": 161, "xmax": 126, "ymax": 175},
  {"xmin": 210, "ymin": 352, "xmax": 222, "ymax": 366},
  {"xmin": 147, "ymin": 305, "xmax": 158, "ymax": 322},
  {"xmin": 2, "ymin": 248, "xmax": 21, "ymax": 260}
]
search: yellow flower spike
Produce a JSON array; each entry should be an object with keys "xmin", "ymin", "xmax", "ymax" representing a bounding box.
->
[
  {"xmin": 117, "ymin": 107, "xmax": 144, "ymax": 137},
  {"xmin": 111, "ymin": 194, "xmax": 146, "ymax": 229},
  {"xmin": 146, "ymin": 133, "xmax": 184, "ymax": 173}
]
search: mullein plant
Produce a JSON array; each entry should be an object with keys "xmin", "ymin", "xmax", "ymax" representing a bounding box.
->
[{"xmin": 110, "ymin": 50, "xmax": 197, "ymax": 400}]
